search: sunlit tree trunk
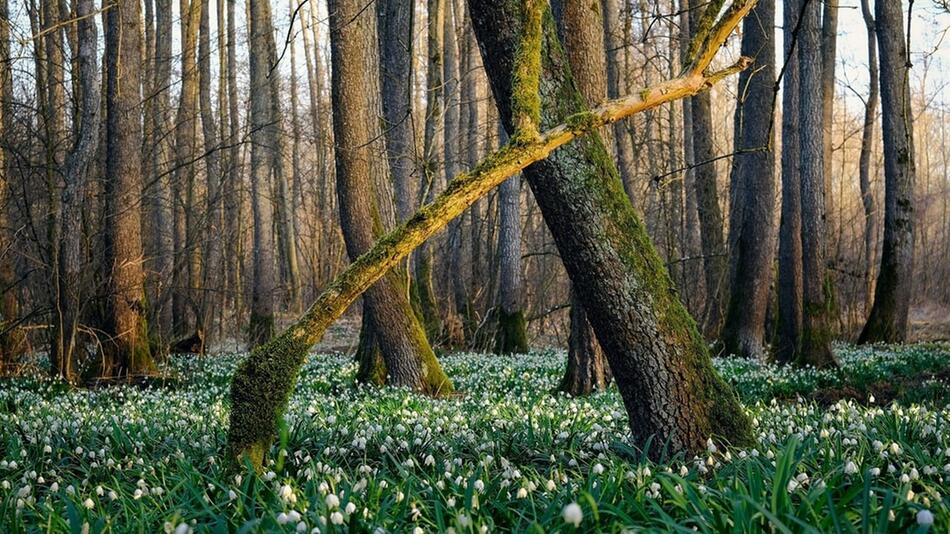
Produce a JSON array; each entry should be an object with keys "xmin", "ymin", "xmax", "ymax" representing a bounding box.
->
[
  {"xmin": 858, "ymin": 0, "xmax": 878, "ymax": 315},
  {"xmin": 859, "ymin": 0, "xmax": 916, "ymax": 344},
  {"xmin": 328, "ymin": 0, "xmax": 452, "ymax": 393}
]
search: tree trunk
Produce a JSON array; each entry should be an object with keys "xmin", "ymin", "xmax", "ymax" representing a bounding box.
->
[
  {"xmin": 601, "ymin": 0, "xmax": 636, "ymax": 201},
  {"xmin": 100, "ymin": 0, "xmax": 157, "ymax": 379},
  {"xmin": 687, "ymin": 1, "xmax": 726, "ymax": 337},
  {"xmin": 858, "ymin": 0, "xmax": 915, "ymax": 344},
  {"xmin": 378, "ymin": 0, "xmax": 416, "ymax": 223},
  {"xmin": 56, "ymin": 0, "xmax": 100, "ymax": 381},
  {"xmin": 197, "ymin": 0, "xmax": 222, "ymax": 346},
  {"xmin": 551, "ymin": 0, "xmax": 609, "ymax": 392},
  {"xmin": 494, "ymin": 163, "xmax": 527, "ymax": 354},
  {"xmin": 225, "ymin": 0, "xmax": 755, "ymax": 467},
  {"xmin": 328, "ymin": 0, "xmax": 452, "ymax": 394},
  {"xmin": 820, "ymin": 0, "xmax": 838, "ymax": 254},
  {"xmin": 247, "ymin": 0, "xmax": 279, "ymax": 346},
  {"xmin": 719, "ymin": 0, "xmax": 775, "ymax": 359},
  {"xmin": 224, "ymin": 0, "xmax": 243, "ymax": 324},
  {"xmin": 775, "ymin": 0, "xmax": 803, "ymax": 364},
  {"xmin": 797, "ymin": 0, "xmax": 836, "ymax": 367},
  {"xmin": 858, "ymin": 0, "xmax": 878, "ymax": 316},
  {"xmin": 470, "ymin": 0, "xmax": 752, "ymax": 455},
  {"xmin": 679, "ymin": 1, "xmax": 705, "ymax": 319}
]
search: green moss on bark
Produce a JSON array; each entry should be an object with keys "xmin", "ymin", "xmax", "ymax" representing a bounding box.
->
[
  {"xmin": 247, "ymin": 311, "xmax": 275, "ymax": 348},
  {"xmin": 494, "ymin": 309, "xmax": 528, "ymax": 354}
]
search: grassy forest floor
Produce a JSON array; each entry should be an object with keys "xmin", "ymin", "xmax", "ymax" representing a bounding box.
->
[{"xmin": 1, "ymin": 343, "xmax": 949, "ymax": 532}]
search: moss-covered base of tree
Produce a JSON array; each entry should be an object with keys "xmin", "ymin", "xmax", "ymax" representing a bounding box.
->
[
  {"xmin": 247, "ymin": 312, "xmax": 275, "ymax": 349},
  {"xmin": 227, "ymin": 331, "xmax": 311, "ymax": 471},
  {"xmin": 858, "ymin": 300, "xmax": 907, "ymax": 345},
  {"xmin": 412, "ymin": 256, "xmax": 443, "ymax": 342},
  {"xmin": 494, "ymin": 309, "xmax": 528, "ymax": 354},
  {"xmin": 354, "ymin": 324, "xmax": 386, "ymax": 386},
  {"xmin": 799, "ymin": 305, "xmax": 839, "ymax": 369}
]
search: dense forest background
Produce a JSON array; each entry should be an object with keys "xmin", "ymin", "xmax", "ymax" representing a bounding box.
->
[{"xmin": 0, "ymin": 0, "xmax": 948, "ymax": 377}]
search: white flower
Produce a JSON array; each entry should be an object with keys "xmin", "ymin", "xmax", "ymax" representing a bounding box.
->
[
  {"xmin": 277, "ymin": 513, "xmax": 291, "ymax": 525},
  {"xmin": 473, "ymin": 480, "xmax": 485, "ymax": 493},
  {"xmin": 917, "ymin": 509, "xmax": 934, "ymax": 526},
  {"xmin": 325, "ymin": 493, "xmax": 340, "ymax": 509},
  {"xmin": 174, "ymin": 524, "xmax": 191, "ymax": 534},
  {"xmin": 82, "ymin": 498, "xmax": 94, "ymax": 509},
  {"xmin": 516, "ymin": 487, "xmax": 528, "ymax": 498},
  {"xmin": 844, "ymin": 461, "xmax": 858, "ymax": 475},
  {"xmin": 412, "ymin": 528, "xmax": 423, "ymax": 534},
  {"xmin": 345, "ymin": 502, "xmax": 356, "ymax": 514},
  {"xmin": 562, "ymin": 502, "xmax": 583, "ymax": 526},
  {"xmin": 330, "ymin": 511, "xmax": 344, "ymax": 525},
  {"xmin": 593, "ymin": 463, "xmax": 604, "ymax": 475}
]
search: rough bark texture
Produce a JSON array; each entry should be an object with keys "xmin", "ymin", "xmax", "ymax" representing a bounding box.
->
[
  {"xmin": 776, "ymin": 0, "xmax": 804, "ymax": 364},
  {"xmin": 56, "ymin": 0, "xmax": 100, "ymax": 381},
  {"xmin": 378, "ymin": 0, "xmax": 416, "ymax": 223},
  {"xmin": 551, "ymin": 0, "xmax": 609, "ymax": 391},
  {"xmin": 719, "ymin": 0, "xmax": 774, "ymax": 360},
  {"xmin": 101, "ymin": 0, "xmax": 157, "ymax": 379},
  {"xmin": 601, "ymin": 0, "xmax": 636, "ymax": 200},
  {"xmin": 859, "ymin": 0, "xmax": 915, "ymax": 344},
  {"xmin": 495, "ymin": 168, "xmax": 528, "ymax": 354},
  {"xmin": 198, "ymin": 0, "xmax": 222, "ymax": 341},
  {"xmin": 797, "ymin": 0, "xmax": 837, "ymax": 367},
  {"xmin": 470, "ymin": 0, "xmax": 752, "ymax": 456},
  {"xmin": 820, "ymin": 0, "xmax": 838, "ymax": 250},
  {"xmin": 225, "ymin": 0, "xmax": 754, "ymax": 467},
  {"xmin": 858, "ymin": 0, "xmax": 878, "ymax": 315},
  {"xmin": 687, "ymin": 1, "xmax": 727, "ymax": 338},
  {"xmin": 679, "ymin": 0, "xmax": 705, "ymax": 319},
  {"xmin": 328, "ymin": 0, "xmax": 452, "ymax": 394},
  {"xmin": 247, "ymin": 0, "xmax": 279, "ymax": 346}
]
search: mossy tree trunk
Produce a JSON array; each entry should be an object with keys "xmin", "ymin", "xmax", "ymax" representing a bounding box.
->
[
  {"xmin": 99, "ymin": 0, "xmax": 157, "ymax": 380},
  {"xmin": 226, "ymin": 0, "xmax": 755, "ymax": 467},
  {"xmin": 858, "ymin": 0, "xmax": 915, "ymax": 344},
  {"xmin": 328, "ymin": 0, "xmax": 452, "ymax": 394},
  {"xmin": 558, "ymin": 295, "xmax": 611, "ymax": 395},
  {"xmin": 719, "ymin": 0, "xmax": 775, "ymax": 360},
  {"xmin": 470, "ymin": 0, "xmax": 753, "ymax": 455}
]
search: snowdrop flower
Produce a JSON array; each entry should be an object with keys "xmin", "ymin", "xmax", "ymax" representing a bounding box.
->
[
  {"xmin": 473, "ymin": 479, "xmax": 485, "ymax": 493},
  {"xmin": 844, "ymin": 461, "xmax": 858, "ymax": 475},
  {"xmin": 412, "ymin": 528, "xmax": 423, "ymax": 534},
  {"xmin": 562, "ymin": 502, "xmax": 583, "ymax": 527},
  {"xmin": 869, "ymin": 467, "xmax": 881, "ymax": 477},
  {"xmin": 277, "ymin": 513, "xmax": 291, "ymax": 525},
  {"xmin": 174, "ymin": 524, "xmax": 191, "ymax": 534},
  {"xmin": 82, "ymin": 498, "xmax": 94, "ymax": 509},
  {"xmin": 516, "ymin": 487, "xmax": 528, "ymax": 498},
  {"xmin": 917, "ymin": 509, "xmax": 934, "ymax": 526},
  {"xmin": 330, "ymin": 511, "xmax": 344, "ymax": 525},
  {"xmin": 593, "ymin": 463, "xmax": 604, "ymax": 475},
  {"xmin": 325, "ymin": 493, "xmax": 340, "ymax": 509}
]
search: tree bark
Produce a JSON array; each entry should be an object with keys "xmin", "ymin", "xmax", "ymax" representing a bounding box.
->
[
  {"xmin": 551, "ymin": 0, "xmax": 609, "ymax": 392},
  {"xmin": 797, "ymin": 0, "xmax": 836, "ymax": 367},
  {"xmin": 719, "ymin": 0, "xmax": 775, "ymax": 359},
  {"xmin": 859, "ymin": 0, "xmax": 916, "ymax": 344},
  {"xmin": 775, "ymin": 0, "xmax": 803, "ymax": 364},
  {"xmin": 225, "ymin": 0, "xmax": 755, "ymax": 467},
  {"xmin": 327, "ymin": 0, "xmax": 452, "ymax": 394},
  {"xmin": 247, "ymin": 0, "xmax": 279, "ymax": 346},
  {"xmin": 820, "ymin": 0, "xmax": 838, "ymax": 253},
  {"xmin": 100, "ymin": 0, "xmax": 157, "ymax": 379},
  {"xmin": 55, "ymin": 0, "xmax": 100, "ymax": 381},
  {"xmin": 687, "ymin": 1, "xmax": 727, "ymax": 337},
  {"xmin": 857, "ymin": 0, "xmax": 878, "ymax": 316},
  {"xmin": 679, "ymin": 1, "xmax": 705, "ymax": 319},
  {"xmin": 470, "ymin": 0, "xmax": 752, "ymax": 455},
  {"xmin": 601, "ymin": 0, "xmax": 636, "ymax": 201}
]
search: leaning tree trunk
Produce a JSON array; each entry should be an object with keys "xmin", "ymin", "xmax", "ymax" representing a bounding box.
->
[
  {"xmin": 551, "ymin": 0, "xmax": 610, "ymax": 393},
  {"xmin": 687, "ymin": 0, "xmax": 727, "ymax": 338},
  {"xmin": 858, "ymin": 0, "xmax": 915, "ymax": 344},
  {"xmin": 470, "ymin": 0, "xmax": 752, "ymax": 455},
  {"xmin": 719, "ymin": 0, "xmax": 775, "ymax": 360},
  {"xmin": 327, "ymin": 0, "xmax": 452, "ymax": 394},
  {"xmin": 247, "ymin": 0, "xmax": 279, "ymax": 346},
  {"xmin": 56, "ymin": 0, "xmax": 100, "ymax": 382},
  {"xmin": 797, "ymin": 0, "xmax": 837, "ymax": 367},
  {"xmin": 100, "ymin": 0, "xmax": 157, "ymax": 379},
  {"xmin": 857, "ymin": 0, "xmax": 878, "ymax": 316},
  {"xmin": 225, "ymin": 0, "xmax": 755, "ymax": 468}
]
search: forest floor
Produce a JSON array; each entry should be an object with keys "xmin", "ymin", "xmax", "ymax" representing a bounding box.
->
[{"xmin": 1, "ymin": 344, "xmax": 949, "ymax": 532}]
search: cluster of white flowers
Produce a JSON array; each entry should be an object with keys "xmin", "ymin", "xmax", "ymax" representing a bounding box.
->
[{"xmin": 1, "ymin": 345, "xmax": 948, "ymax": 530}]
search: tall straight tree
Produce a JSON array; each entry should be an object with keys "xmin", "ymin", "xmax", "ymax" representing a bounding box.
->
[
  {"xmin": 601, "ymin": 0, "xmax": 636, "ymax": 199},
  {"xmin": 859, "ymin": 0, "xmax": 916, "ymax": 343},
  {"xmin": 686, "ymin": 0, "xmax": 727, "ymax": 336},
  {"xmin": 198, "ymin": 0, "xmax": 222, "ymax": 343},
  {"xmin": 797, "ymin": 0, "xmax": 836, "ymax": 367},
  {"xmin": 857, "ymin": 0, "xmax": 878, "ymax": 313},
  {"xmin": 100, "ymin": 0, "xmax": 157, "ymax": 378},
  {"xmin": 327, "ymin": 0, "xmax": 452, "ymax": 394},
  {"xmin": 247, "ymin": 0, "xmax": 279, "ymax": 346},
  {"xmin": 719, "ymin": 0, "xmax": 775, "ymax": 359},
  {"xmin": 551, "ymin": 0, "xmax": 610, "ymax": 394},
  {"xmin": 776, "ymin": 0, "xmax": 804, "ymax": 363},
  {"xmin": 55, "ymin": 0, "xmax": 100, "ymax": 381},
  {"xmin": 470, "ymin": 0, "xmax": 752, "ymax": 454},
  {"xmin": 820, "ymin": 0, "xmax": 838, "ymax": 252}
]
